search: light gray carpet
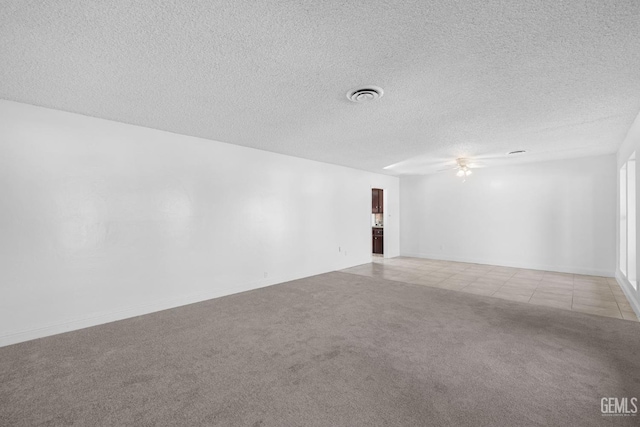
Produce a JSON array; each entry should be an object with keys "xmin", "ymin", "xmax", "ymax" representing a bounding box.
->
[{"xmin": 1, "ymin": 271, "xmax": 640, "ymax": 426}]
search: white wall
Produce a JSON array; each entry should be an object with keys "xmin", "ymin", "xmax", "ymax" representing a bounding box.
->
[
  {"xmin": 0, "ymin": 100, "xmax": 399, "ymax": 346},
  {"xmin": 400, "ymin": 155, "xmax": 616, "ymax": 276},
  {"xmin": 616, "ymin": 112, "xmax": 640, "ymax": 316}
]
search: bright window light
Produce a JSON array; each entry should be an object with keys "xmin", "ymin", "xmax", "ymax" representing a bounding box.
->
[
  {"xmin": 621, "ymin": 163, "xmax": 627, "ymax": 276},
  {"xmin": 620, "ymin": 152, "xmax": 637, "ymax": 290},
  {"xmin": 629, "ymin": 155, "xmax": 637, "ymax": 289}
]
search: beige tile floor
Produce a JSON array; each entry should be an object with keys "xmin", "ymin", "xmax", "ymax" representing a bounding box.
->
[{"xmin": 341, "ymin": 256, "xmax": 640, "ymax": 322}]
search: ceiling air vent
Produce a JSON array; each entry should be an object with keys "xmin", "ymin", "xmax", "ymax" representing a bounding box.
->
[
  {"xmin": 508, "ymin": 150, "xmax": 526, "ymax": 155},
  {"xmin": 346, "ymin": 86, "xmax": 384, "ymax": 103}
]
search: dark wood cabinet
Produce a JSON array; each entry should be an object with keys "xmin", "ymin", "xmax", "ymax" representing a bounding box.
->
[
  {"xmin": 372, "ymin": 188, "xmax": 383, "ymax": 213},
  {"xmin": 372, "ymin": 228, "xmax": 384, "ymax": 254},
  {"xmin": 373, "ymin": 235, "xmax": 383, "ymax": 254}
]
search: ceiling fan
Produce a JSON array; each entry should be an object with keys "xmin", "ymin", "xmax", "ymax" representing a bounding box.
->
[
  {"xmin": 437, "ymin": 158, "xmax": 480, "ymax": 177},
  {"xmin": 386, "ymin": 145, "xmax": 602, "ymax": 176},
  {"xmin": 435, "ymin": 150, "xmax": 530, "ymax": 177}
]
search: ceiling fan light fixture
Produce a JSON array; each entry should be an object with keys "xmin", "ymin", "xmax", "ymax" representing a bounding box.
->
[
  {"xmin": 465, "ymin": 169, "xmax": 472, "ymax": 176},
  {"xmin": 456, "ymin": 170, "xmax": 464, "ymax": 177}
]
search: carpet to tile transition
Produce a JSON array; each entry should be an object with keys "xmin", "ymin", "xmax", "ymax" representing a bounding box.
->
[{"xmin": 1, "ymin": 271, "xmax": 639, "ymax": 426}]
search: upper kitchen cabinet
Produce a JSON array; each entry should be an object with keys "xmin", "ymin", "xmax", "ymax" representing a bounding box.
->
[{"xmin": 372, "ymin": 188, "xmax": 383, "ymax": 213}]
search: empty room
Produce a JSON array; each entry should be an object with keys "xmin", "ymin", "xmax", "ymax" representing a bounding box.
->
[{"xmin": 1, "ymin": 1, "xmax": 640, "ymax": 426}]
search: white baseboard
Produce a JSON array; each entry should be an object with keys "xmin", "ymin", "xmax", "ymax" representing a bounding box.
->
[
  {"xmin": 0, "ymin": 280, "xmax": 269, "ymax": 348},
  {"xmin": 615, "ymin": 271, "xmax": 640, "ymax": 318},
  {"xmin": 0, "ymin": 260, "xmax": 366, "ymax": 348},
  {"xmin": 400, "ymin": 252, "xmax": 614, "ymax": 277}
]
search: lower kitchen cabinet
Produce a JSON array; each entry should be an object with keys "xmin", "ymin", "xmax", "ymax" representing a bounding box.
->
[{"xmin": 372, "ymin": 228, "xmax": 383, "ymax": 254}]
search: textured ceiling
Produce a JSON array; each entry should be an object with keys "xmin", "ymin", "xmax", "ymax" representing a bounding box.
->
[{"xmin": 1, "ymin": 0, "xmax": 639, "ymax": 175}]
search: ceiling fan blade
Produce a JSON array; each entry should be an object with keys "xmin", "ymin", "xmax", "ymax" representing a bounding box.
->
[{"xmin": 467, "ymin": 162, "xmax": 486, "ymax": 168}]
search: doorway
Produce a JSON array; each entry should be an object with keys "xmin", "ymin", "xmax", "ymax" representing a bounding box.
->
[{"xmin": 372, "ymin": 188, "xmax": 384, "ymax": 256}]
